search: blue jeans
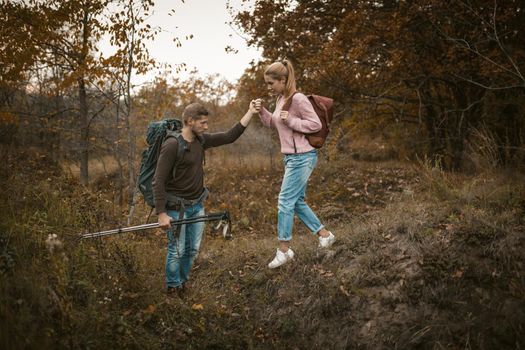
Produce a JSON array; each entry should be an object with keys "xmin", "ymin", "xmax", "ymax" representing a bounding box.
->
[
  {"xmin": 278, "ymin": 150, "xmax": 324, "ymax": 241},
  {"xmin": 165, "ymin": 202, "xmax": 205, "ymax": 288}
]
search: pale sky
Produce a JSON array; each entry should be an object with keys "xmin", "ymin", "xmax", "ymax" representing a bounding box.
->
[{"xmin": 134, "ymin": 0, "xmax": 261, "ymax": 86}]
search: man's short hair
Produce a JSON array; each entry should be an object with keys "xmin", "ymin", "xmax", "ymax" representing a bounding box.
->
[{"xmin": 182, "ymin": 103, "xmax": 209, "ymax": 125}]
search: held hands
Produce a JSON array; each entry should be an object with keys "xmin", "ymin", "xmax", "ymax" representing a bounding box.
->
[
  {"xmin": 249, "ymin": 98, "xmax": 262, "ymax": 114},
  {"xmin": 241, "ymin": 98, "xmax": 262, "ymax": 127},
  {"xmin": 158, "ymin": 212, "xmax": 173, "ymax": 230}
]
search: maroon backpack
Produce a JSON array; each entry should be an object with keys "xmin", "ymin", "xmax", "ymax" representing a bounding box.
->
[{"xmin": 282, "ymin": 92, "xmax": 334, "ymax": 148}]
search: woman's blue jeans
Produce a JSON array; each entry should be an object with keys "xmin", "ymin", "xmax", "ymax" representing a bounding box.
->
[
  {"xmin": 278, "ymin": 150, "xmax": 324, "ymax": 241},
  {"xmin": 165, "ymin": 202, "xmax": 205, "ymax": 288}
]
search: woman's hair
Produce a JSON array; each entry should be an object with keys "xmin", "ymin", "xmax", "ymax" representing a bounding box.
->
[
  {"xmin": 182, "ymin": 102, "xmax": 209, "ymax": 125},
  {"xmin": 264, "ymin": 59, "xmax": 297, "ymax": 99}
]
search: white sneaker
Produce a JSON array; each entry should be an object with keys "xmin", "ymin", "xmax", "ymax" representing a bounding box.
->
[
  {"xmin": 318, "ymin": 231, "xmax": 335, "ymax": 248},
  {"xmin": 268, "ymin": 248, "xmax": 295, "ymax": 269}
]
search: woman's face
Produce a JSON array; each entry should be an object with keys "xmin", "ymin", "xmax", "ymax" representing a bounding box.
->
[{"xmin": 264, "ymin": 75, "xmax": 286, "ymax": 95}]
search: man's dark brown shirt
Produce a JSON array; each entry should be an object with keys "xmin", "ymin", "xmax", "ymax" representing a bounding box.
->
[{"xmin": 152, "ymin": 122, "xmax": 245, "ymax": 214}]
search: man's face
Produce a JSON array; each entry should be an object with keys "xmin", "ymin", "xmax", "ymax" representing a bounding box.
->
[{"xmin": 189, "ymin": 115, "xmax": 209, "ymax": 135}]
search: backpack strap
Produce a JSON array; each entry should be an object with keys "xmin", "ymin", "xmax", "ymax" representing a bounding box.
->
[
  {"xmin": 196, "ymin": 134, "xmax": 206, "ymax": 165},
  {"xmin": 166, "ymin": 187, "xmax": 210, "ymax": 236},
  {"xmin": 280, "ymin": 92, "xmax": 299, "ymax": 153},
  {"xmin": 165, "ymin": 130, "xmax": 186, "ymax": 160},
  {"xmin": 281, "ymin": 91, "xmax": 298, "ymax": 112},
  {"xmin": 163, "ymin": 131, "xmax": 186, "ymax": 235},
  {"xmin": 165, "ymin": 130, "xmax": 206, "ymax": 167},
  {"xmin": 163, "ymin": 130, "xmax": 208, "ymax": 236}
]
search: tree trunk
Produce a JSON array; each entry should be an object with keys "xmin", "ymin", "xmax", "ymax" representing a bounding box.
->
[
  {"xmin": 78, "ymin": 3, "xmax": 91, "ymax": 186},
  {"xmin": 115, "ymin": 88, "xmax": 124, "ymax": 207},
  {"xmin": 423, "ymin": 103, "xmax": 440, "ymax": 165},
  {"xmin": 125, "ymin": 102, "xmax": 135, "ymax": 207},
  {"xmin": 125, "ymin": 0, "xmax": 137, "ymax": 225},
  {"xmin": 78, "ymin": 77, "xmax": 89, "ymax": 185}
]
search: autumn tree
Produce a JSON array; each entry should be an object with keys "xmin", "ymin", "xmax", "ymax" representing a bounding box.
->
[
  {"xmin": 0, "ymin": 0, "xmax": 110, "ymax": 183},
  {"xmin": 132, "ymin": 72, "xmax": 236, "ymax": 128},
  {"xmin": 1, "ymin": 0, "xmax": 168, "ymax": 185},
  {"xmin": 232, "ymin": 0, "xmax": 525, "ymax": 169},
  {"xmin": 103, "ymin": 0, "xmax": 162, "ymax": 217},
  {"xmin": 0, "ymin": 1, "xmax": 63, "ymax": 148}
]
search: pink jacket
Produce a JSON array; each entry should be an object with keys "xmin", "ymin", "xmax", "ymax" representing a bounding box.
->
[{"xmin": 259, "ymin": 93, "xmax": 321, "ymax": 154}]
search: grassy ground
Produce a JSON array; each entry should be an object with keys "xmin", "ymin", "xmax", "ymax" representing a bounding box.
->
[{"xmin": 1, "ymin": 147, "xmax": 524, "ymax": 349}]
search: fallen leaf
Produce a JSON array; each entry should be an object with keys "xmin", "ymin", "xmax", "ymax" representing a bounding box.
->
[
  {"xmin": 192, "ymin": 303, "xmax": 204, "ymax": 310},
  {"xmin": 452, "ymin": 269, "xmax": 464, "ymax": 278},
  {"xmin": 143, "ymin": 304, "xmax": 156, "ymax": 314}
]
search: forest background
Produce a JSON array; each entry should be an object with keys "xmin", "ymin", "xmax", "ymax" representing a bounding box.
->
[{"xmin": 1, "ymin": 0, "xmax": 524, "ymax": 349}]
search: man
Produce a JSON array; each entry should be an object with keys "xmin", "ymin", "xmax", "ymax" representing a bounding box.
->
[{"xmin": 152, "ymin": 101, "xmax": 258, "ymax": 297}]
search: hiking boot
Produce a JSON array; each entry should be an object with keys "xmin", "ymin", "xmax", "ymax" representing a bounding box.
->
[
  {"xmin": 318, "ymin": 231, "xmax": 335, "ymax": 248},
  {"xmin": 166, "ymin": 285, "xmax": 185, "ymax": 298},
  {"xmin": 268, "ymin": 248, "xmax": 294, "ymax": 269}
]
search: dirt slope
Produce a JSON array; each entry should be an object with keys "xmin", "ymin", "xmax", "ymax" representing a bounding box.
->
[
  {"xmin": 1, "ymin": 150, "xmax": 523, "ymax": 349},
  {"xmin": 152, "ymin": 156, "xmax": 524, "ymax": 349}
]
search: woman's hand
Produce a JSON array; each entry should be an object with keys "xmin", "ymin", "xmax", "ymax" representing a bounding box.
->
[{"xmin": 280, "ymin": 110, "xmax": 289, "ymax": 121}]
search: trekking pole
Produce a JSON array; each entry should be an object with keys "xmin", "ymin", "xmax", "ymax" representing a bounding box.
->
[{"xmin": 80, "ymin": 211, "xmax": 231, "ymax": 240}]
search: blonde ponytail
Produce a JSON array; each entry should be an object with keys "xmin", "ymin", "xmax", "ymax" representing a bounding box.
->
[{"xmin": 264, "ymin": 59, "xmax": 297, "ymax": 99}]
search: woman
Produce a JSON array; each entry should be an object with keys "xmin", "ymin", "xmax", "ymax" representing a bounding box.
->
[{"xmin": 256, "ymin": 59, "xmax": 335, "ymax": 269}]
